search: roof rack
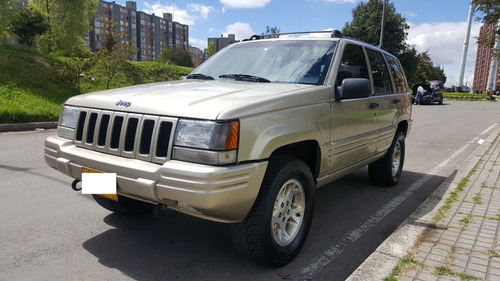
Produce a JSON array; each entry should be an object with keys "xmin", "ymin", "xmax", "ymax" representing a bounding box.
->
[{"xmin": 243, "ymin": 30, "xmax": 343, "ymax": 41}]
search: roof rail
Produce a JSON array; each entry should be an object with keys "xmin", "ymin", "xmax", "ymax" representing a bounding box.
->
[{"xmin": 243, "ymin": 30, "xmax": 343, "ymax": 41}]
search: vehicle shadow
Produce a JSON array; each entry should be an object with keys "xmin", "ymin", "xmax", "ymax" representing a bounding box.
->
[{"xmin": 82, "ymin": 168, "xmax": 449, "ymax": 281}]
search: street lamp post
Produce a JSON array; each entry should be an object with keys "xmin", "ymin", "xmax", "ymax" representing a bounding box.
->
[{"xmin": 378, "ymin": 0, "xmax": 386, "ymax": 49}]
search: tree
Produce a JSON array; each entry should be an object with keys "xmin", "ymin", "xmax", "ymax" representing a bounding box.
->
[
  {"xmin": 472, "ymin": 0, "xmax": 500, "ymax": 59},
  {"xmin": 29, "ymin": 0, "xmax": 98, "ymax": 54},
  {"xmin": 398, "ymin": 45, "xmax": 419, "ymax": 86},
  {"xmin": 9, "ymin": 9, "xmax": 49, "ymax": 47},
  {"xmin": 472, "ymin": 0, "xmax": 500, "ymax": 25},
  {"xmin": 342, "ymin": 0, "xmax": 446, "ymax": 87},
  {"xmin": 56, "ymin": 45, "xmax": 95, "ymax": 94},
  {"xmin": 96, "ymin": 17, "xmax": 137, "ymax": 89},
  {"xmin": 0, "ymin": 0, "xmax": 16, "ymax": 37},
  {"xmin": 262, "ymin": 25, "xmax": 281, "ymax": 38},
  {"xmin": 414, "ymin": 51, "xmax": 446, "ymax": 84},
  {"xmin": 205, "ymin": 41, "xmax": 216, "ymax": 59},
  {"xmin": 157, "ymin": 46, "xmax": 193, "ymax": 67},
  {"xmin": 342, "ymin": 0, "xmax": 408, "ymax": 56}
]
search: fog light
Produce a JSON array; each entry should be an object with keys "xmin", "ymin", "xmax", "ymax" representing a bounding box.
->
[{"xmin": 178, "ymin": 201, "xmax": 198, "ymax": 213}]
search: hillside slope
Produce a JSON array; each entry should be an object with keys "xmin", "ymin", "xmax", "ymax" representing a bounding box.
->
[{"xmin": 0, "ymin": 46, "xmax": 193, "ymax": 123}]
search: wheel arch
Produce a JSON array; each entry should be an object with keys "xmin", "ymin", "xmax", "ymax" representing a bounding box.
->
[
  {"xmin": 397, "ymin": 120, "xmax": 409, "ymax": 137},
  {"xmin": 268, "ymin": 140, "xmax": 321, "ymax": 180}
]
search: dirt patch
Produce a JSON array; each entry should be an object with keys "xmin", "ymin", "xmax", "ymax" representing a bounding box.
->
[{"xmin": 34, "ymin": 56, "xmax": 51, "ymax": 69}]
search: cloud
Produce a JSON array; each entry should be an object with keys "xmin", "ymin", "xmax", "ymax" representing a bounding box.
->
[
  {"xmin": 407, "ymin": 21, "xmax": 481, "ymax": 86},
  {"xmin": 224, "ymin": 22, "xmax": 255, "ymax": 41},
  {"xmin": 143, "ymin": 2, "xmax": 215, "ymax": 26},
  {"xmin": 220, "ymin": 0, "xmax": 271, "ymax": 9},
  {"xmin": 189, "ymin": 37, "xmax": 207, "ymax": 50}
]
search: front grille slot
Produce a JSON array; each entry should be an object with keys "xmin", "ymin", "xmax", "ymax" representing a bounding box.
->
[
  {"xmin": 86, "ymin": 113, "xmax": 98, "ymax": 144},
  {"xmin": 124, "ymin": 117, "xmax": 139, "ymax": 152},
  {"xmin": 140, "ymin": 120, "xmax": 155, "ymax": 155},
  {"xmin": 75, "ymin": 111, "xmax": 87, "ymax": 142},
  {"xmin": 156, "ymin": 121, "xmax": 172, "ymax": 158},
  {"xmin": 74, "ymin": 108, "xmax": 176, "ymax": 164},
  {"xmin": 110, "ymin": 116, "xmax": 124, "ymax": 149}
]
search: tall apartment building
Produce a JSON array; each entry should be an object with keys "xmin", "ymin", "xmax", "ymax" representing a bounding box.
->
[
  {"xmin": 473, "ymin": 23, "xmax": 500, "ymax": 92},
  {"xmin": 188, "ymin": 46, "xmax": 203, "ymax": 67},
  {"xmin": 87, "ymin": 0, "xmax": 190, "ymax": 62},
  {"xmin": 208, "ymin": 34, "xmax": 238, "ymax": 52}
]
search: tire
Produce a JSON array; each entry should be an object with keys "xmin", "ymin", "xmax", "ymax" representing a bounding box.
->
[
  {"xmin": 232, "ymin": 156, "xmax": 315, "ymax": 266},
  {"xmin": 369, "ymin": 131, "xmax": 405, "ymax": 187},
  {"xmin": 439, "ymin": 97, "xmax": 443, "ymax": 104},
  {"xmin": 92, "ymin": 194, "xmax": 155, "ymax": 216}
]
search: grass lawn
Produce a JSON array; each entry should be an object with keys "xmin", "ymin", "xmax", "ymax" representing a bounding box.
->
[
  {"xmin": 0, "ymin": 45, "xmax": 193, "ymax": 124},
  {"xmin": 443, "ymin": 92, "xmax": 495, "ymax": 101}
]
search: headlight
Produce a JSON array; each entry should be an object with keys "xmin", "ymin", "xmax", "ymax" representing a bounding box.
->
[
  {"xmin": 57, "ymin": 105, "xmax": 80, "ymax": 139},
  {"xmin": 173, "ymin": 119, "xmax": 239, "ymax": 165}
]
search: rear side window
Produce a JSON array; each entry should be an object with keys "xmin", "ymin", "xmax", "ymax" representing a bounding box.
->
[
  {"xmin": 337, "ymin": 44, "xmax": 369, "ymax": 86},
  {"xmin": 384, "ymin": 54, "xmax": 408, "ymax": 93},
  {"xmin": 366, "ymin": 49, "xmax": 393, "ymax": 95}
]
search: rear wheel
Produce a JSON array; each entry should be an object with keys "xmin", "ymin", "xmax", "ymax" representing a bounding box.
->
[
  {"xmin": 369, "ymin": 131, "xmax": 405, "ymax": 186},
  {"xmin": 92, "ymin": 194, "xmax": 155, "ymax": 216},
  {"xmin": 232, "ymin": 156, "xmax": 315, "ymax": 266}
]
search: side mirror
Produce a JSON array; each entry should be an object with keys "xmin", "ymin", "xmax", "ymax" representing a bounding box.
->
[{"xmin": 338, "ymin": 78, "xmax": 371, "ymax": 100}]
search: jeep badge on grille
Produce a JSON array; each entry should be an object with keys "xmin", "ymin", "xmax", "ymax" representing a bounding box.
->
[{"xmin": 115, "ymin": 100, "xmax": 131, "ymax": 108}]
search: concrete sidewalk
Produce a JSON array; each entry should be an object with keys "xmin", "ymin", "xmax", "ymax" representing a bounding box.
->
[{"xmin": 348, "ymin": 128, "xmax": 500, "ymax": 281}]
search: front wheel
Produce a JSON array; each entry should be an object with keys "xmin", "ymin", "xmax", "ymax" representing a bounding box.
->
[
  {"xmin": 369, "ymin": 131, "xmax": 405, "ymax": 186},
  {"xmin": 232, "ymin": 157, "xmax": 315, "ymax": 266}
]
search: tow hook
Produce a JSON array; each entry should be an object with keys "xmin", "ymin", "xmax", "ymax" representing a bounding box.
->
[
  {"xmin": 71, "ymin": 179, "xmax": 81, "ymax": 191},
  {"xmin": 154, "ymin": 204, "xmax": 168, "ymax": 218}
]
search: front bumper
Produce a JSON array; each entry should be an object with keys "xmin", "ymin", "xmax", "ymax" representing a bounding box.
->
[{"xmin": 44, "ymin": 135, "xmax": 268, "ymax": 223}]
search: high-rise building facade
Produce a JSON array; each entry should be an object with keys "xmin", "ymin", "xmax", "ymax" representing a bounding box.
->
[
  {"xmin": 473, "ymin": 23, "xmax": 500, "ymax": 93},
  {"xmin": 208, "ymin": 34, "xmax": 238, "ymax": 53},
  {"xmin": 188, "ymin": 46, "xmax": 203, "ymax": 67},
  {"xmin": 87, "ymin": 1, "xmax": 191, "ymax": 62}
]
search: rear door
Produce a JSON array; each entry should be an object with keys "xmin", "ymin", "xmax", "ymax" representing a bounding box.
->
[
  {"xmin": 365, "ymin": 48, "xmax": 403, "ymax": 152},
  {"xmin": 376, "ymin": 53, "xmax": 409, "ymax": 152}
]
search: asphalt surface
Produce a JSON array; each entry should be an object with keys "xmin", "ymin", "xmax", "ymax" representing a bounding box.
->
[{"xmin": 1, "ymin": 100, "xmax": 499, "ymax": 281}]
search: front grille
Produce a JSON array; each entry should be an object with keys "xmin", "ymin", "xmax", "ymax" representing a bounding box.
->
[{"xmin": 74, "ymin": 108, "xmax": 176, "ymax": 164}]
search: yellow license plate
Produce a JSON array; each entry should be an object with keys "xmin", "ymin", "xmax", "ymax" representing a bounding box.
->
[{"xmin": 81, "ymin": 167, "xmax": 118, "ymax": 201}]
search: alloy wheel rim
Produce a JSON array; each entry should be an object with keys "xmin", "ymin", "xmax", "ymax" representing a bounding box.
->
[
  {"xmin": 391, "ymin": 141, "xmax": 401, "ymax": 177},
  {"xmin": 271, "ymin": 179, "xmax": 305, "ymax": 246}
]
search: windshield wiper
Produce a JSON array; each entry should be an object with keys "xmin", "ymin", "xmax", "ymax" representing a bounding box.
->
[
  {"xmin": 219, "ymin": 74, "xmax": 270, "ymax": 83},
  {"xmin": 186, "ymin": 73, "xmax": 214, "ymax": 80}
]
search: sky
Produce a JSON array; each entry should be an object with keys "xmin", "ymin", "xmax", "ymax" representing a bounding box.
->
[{"xmin": 112, "ymin": 0, "xmax": 483, "ymax": 87}]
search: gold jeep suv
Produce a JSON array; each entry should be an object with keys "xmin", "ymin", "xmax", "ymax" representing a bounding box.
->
[{"xmin": 45, "ymin": 30, "xmax": 412, "ymax": 266}]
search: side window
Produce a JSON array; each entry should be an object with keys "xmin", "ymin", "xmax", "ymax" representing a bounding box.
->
[
  {"xmin": 366, "ymin": 49, "xmax": 393, "ymax": 95},
  {"xmin": 337, "ymin": 44, "xmax": 369, "ymax": 86},
  {"xmin": 384, "ymin": 54, "xmax": 408, "ymax": 93}
]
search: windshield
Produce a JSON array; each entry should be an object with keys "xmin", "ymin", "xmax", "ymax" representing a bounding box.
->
[{"xmin": 189, "ymin": 40, "xmax": 337, "ymax": 85}]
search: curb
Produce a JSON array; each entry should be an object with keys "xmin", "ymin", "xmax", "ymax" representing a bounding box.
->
[
  {"xmin": 0, "ymin": 122, "xmax": 57, "ymax": 133},
  {"xmin": 346, "ymin": 129, "xmax": 498, "ymax": 281}
]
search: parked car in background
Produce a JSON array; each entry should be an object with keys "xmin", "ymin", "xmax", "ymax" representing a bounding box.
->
[{"xmin": 412, "ymin": 80, "xmax": 444, "ymax": 105}]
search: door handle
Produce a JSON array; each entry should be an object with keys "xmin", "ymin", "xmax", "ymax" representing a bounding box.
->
[
  {"xmin": 393, "ymin": 99, "xmax": 401, "ymax": 104},
  {"xmin": 369, "ymin": 103, "xmax": 379, "ymax": 109}
]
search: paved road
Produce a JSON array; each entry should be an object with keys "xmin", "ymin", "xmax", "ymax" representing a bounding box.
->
[{"xmin": 1, "ymin": 101, "xmax": 499, "ymax": 281}]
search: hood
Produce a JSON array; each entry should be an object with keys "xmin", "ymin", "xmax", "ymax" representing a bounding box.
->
[{"xmin": 66, "ymin": 80, "xmax": 323, "ymax": 120}]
